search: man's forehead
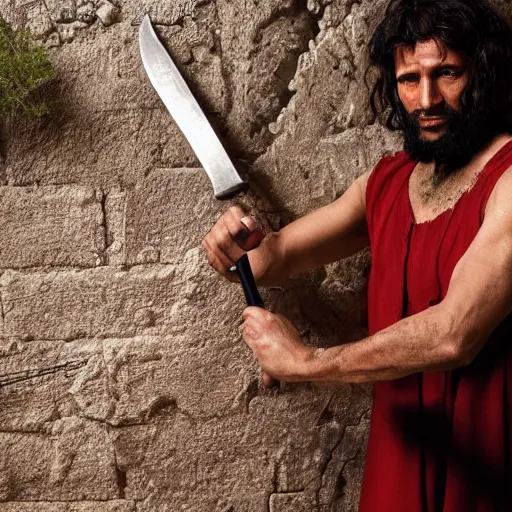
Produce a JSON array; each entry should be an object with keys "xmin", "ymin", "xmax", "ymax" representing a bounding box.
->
[{"xmin": 394, "ymin": 39, "xmax": 464, "ymax": 70}]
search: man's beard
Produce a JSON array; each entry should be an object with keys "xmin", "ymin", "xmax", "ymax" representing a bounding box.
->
[{"xmin": 399, "ymin": 102, "xmax": 496, "ymax": 183}]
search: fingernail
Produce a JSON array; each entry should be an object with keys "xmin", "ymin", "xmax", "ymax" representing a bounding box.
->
[{"xmin": 240, "ymin": 216, "xmax": 255, "ymax": 231}]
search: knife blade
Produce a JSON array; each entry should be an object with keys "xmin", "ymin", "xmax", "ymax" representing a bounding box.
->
[{"xmin": 139, "ymin": 14, "xmax": 248, "ymax": 200}]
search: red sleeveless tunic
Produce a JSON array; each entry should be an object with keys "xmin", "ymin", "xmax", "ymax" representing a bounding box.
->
[{"xmin": 359, "ymin": 141, "xmax": 512, "ymax": 512}]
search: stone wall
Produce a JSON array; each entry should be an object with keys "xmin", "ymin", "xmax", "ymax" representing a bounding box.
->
[{"xmin": 0, "ymin": 0, "xmax": 468, "ymax": 510}]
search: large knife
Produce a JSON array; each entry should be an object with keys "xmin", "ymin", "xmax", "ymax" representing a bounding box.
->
[
  {"xmin": 139, "ymin": 15, "xmax": 273, "ymax": 377},
  {"xmin": 139, "ymin": 14, "xmax": 248, "ymax": 200}
]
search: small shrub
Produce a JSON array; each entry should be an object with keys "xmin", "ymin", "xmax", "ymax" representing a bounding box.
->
[{"xmin": 0, "ymin": 16, "xmax": 54, "ymax": 118}]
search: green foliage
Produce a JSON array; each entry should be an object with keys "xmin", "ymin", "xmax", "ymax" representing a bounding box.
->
[{"xmin": 0, "ymin": 16, "xmax": 54, "ymax": 118}]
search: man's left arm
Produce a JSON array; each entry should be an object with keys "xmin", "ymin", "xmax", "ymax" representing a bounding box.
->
[{"xmin": 242, "ymin": 170, "xmax": 512, "ymax": 383}]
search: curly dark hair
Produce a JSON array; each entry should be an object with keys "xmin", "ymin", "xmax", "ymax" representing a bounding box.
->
[{"xmin": 370, "ymin": 0, "xmax": 512, "ymax": 134}]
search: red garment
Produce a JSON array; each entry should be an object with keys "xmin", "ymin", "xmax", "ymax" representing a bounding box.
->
[{"xmin": 359, "ymin": 141, "xmax": 512, "ymax": 512}]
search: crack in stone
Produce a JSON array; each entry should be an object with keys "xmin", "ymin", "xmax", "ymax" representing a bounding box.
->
[
  {"xmin": 0, "ymin": 288, "xmax": 5, "ymax": 325},
  {"xmin": 105, "ymin": 426, "xmax": 127, "ymax": 499},
  {"xmin": 315, "ymin": 405, "xmax": 371, "ymax": 509},
  {"xmin": 245, "ymin": 0, "xmax": 319, "ymax": 151},
  {"xmin": 99, "ymin": 190, "xmax": 109, "ymax": 266},
  {"xmin": 315, "ymin": 391, "xmax": 335, "ymax": 426}
]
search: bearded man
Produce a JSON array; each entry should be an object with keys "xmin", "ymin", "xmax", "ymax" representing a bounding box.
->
[{"xmin": 202, "ymin": 0, "xmax": 512, "ymax": 509}]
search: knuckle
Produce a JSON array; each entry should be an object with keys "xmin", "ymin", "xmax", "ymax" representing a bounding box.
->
[
  {"xmin": 228, "ymin": 205, "xmax": 241, "ymax": 218},
  {"xmin": 229, "ymin": 205, "xmax": 246, "ymax": 221},
  {"xmin": 212, "ymin": 227, "xmax": 228, "ymax": 246}
]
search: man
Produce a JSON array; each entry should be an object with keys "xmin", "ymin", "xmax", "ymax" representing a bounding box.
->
[{"xmin": 202, "ymin": 0, "xmax": 512, "ymax": 509}]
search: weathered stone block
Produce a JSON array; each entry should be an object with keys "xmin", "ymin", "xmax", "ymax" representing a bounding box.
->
[
  {"xmin": 4, "ymin": 23, "xmax": 199, "ymax": 188},
  {"xmin": 0, "ymin": 250, "xmax": 244, "ymax": 340},
  {"xmin": 0, "ymin": 334, "xmax": 250, "ymax": 431},
  {"xmin": 124, "ymin": 168, "xmax": 223, "ymax": 265},
  {"xmin": 0, "ymin": 186, "xmax": 104, "ymax": 269},
  {"xmin": 6, "ymin": 106, "xmax": 197, "ymax": 189},
  {"xmin": 0, "ymin": 339, "xmax": 106, "ymax": 432},
  {"xmin": 312, "ymin": 124, "xmax": 403, "ymax": 201},
  {"xmin": 0, "ymin": 418, "xmax": 119, "ymax": 501},
  {"xmin": 109, "ymin": 384, "xmax": 370, "ymax": 510}
]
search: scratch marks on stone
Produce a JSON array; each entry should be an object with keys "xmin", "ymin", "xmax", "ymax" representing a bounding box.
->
[{"xmin": 0, "ymin": 359, "xmax": 88, "ymax": 388}]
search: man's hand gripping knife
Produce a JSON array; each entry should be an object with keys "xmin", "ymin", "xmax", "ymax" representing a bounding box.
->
[{"xmin": 202, "ymin": 206, "xmax": 314, "ymax": 387}]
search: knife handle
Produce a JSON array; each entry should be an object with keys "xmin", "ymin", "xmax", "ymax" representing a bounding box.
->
[
  {"xmin": 235, "ymin": 254, "xmax": 264, "ymax": 308},
  {"xmin": 235, "ymin": 253, "xmax": 278, "ymax": 389}
]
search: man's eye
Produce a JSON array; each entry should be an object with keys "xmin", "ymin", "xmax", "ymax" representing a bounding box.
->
[
  {"xmin": 441, "ymin": 69, "xmax": 458, "ymax": 78},
  {"xmin": 398, "ymin": 75, "xmax": 419, "ymax": 84}
]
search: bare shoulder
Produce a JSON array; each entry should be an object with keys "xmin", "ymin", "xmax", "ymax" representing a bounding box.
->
[
  {"xmin": 484, "ymin": 167, "xmax": 512, "ymax": 220},
  {"xmin": 354, "ymin": 171, "xmax": 371, "ymax": 208}
]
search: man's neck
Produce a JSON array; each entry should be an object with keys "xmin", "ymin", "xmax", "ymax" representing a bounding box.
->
[{"xmin": 409, "ymin": 133, "xmax": 512, "ymax": 221}]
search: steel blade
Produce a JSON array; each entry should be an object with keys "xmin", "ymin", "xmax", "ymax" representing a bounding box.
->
[{"xmin": 139, "ymin": 15, "xmax": 247, "ymax": 199}]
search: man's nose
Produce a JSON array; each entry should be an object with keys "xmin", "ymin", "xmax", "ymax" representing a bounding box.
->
[{"xmin": 419, "ymin": 78, "xmax": 442, "ymax": 111}]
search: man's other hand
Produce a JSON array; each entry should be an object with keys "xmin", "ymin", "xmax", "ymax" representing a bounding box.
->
[
  {"xmin": 241, "ymin": 307, "xmax": 314, "ymax": 382},
  {"xmin": 202, "ymin": 205, "xmax": 265, "ymax": 283}
]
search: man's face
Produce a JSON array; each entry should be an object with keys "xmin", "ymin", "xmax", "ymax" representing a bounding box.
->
[
  {"xmin": 392, "ymin": 38, "xmax": 495, "ymax": 173},
  {"xmin": 394, "ymin": 39, "xmax": 469, "ymax": 142}
]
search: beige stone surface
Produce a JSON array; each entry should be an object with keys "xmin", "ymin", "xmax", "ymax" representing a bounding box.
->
[
  {"xmin": 0, "ymin": 252, "xmax": 244, "ymax": 340},
  {"xmin": 0, "ymin": 186, "xmax": 104, "ymax": 269},
  {"xmin": 0, "ymin": 0, "xmax": 386, "ymax": 509},
  {"xmin": 0, "ymin": 418, "xmax": 119, "ymax": 501},
  {"xmin": 124, "ymin": 168, "xmax": 224, "ymax": 265},
  {"xmin": 0, "ymin": 502, "xmax": 135, "ymax": 511}
]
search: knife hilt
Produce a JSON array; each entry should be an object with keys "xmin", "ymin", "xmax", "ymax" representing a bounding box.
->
[
  {"xmin": 235, "ymin": 253, "xmax": 279, "ymax": 389},
  {"xmin": 235, "ymin": 254, "xmax": 264, "ymax": 308}
]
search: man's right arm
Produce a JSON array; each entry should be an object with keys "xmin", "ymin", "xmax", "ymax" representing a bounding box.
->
[{"xmin": 202, "ymin": 172, "xmax": 370, "ymax": 287}]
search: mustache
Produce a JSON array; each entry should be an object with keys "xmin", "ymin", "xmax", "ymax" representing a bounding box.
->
[{"xmin": 409, "ymin": 104, "xmax": 459, "ymax": 120}]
